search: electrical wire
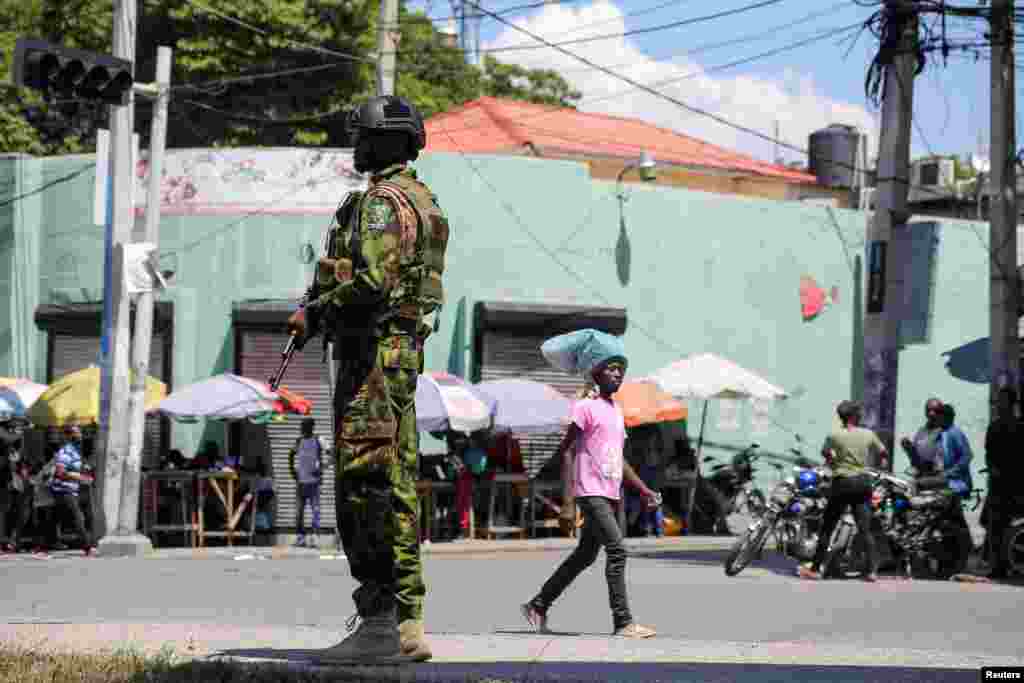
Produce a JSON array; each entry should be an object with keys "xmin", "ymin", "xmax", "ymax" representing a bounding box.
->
[
  {"xmin": 172, "ymin": 61, "xmax": 359, "ymax": 94},
  {"xmin": 389, "ymin": 0, "xmax": 792, "ymax": 56},
  {"xmin": 460, "ymin": 0, "xmax": 961, "ymax": 201},
  {"xmin": 0, "ymin": 164, "xmax": 96, "ymax": 209},
  {"xmin": 181, "ymin": 0, "xmax": 374, "ymax": 64}
]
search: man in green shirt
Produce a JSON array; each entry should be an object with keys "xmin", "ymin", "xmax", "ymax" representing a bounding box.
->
[{"xmin": 799, "ymin": 400, "xmax": 888, "ymax": 582}]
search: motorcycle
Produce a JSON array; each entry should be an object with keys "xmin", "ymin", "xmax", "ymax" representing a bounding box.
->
[
  {"xmin": 724, "ymin": 457, "xmax": 831, "ymax": 576},
  {"xmin": 826, "ymin": 469, "xmax": 975, "ymax": 580},
  {"xmin": 696, "ymin": 444, "xmax": 767, "ymax": 534}
]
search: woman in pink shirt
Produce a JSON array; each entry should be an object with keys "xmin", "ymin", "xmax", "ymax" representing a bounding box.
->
[{"xmin": 521, "ymin": 353, "xmax": 658, "ymax": 638}]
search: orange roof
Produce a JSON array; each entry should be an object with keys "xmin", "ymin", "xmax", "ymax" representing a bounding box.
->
[{"xmin": 425, "ymin": 96, "xmax": 817, "ymax": 184}]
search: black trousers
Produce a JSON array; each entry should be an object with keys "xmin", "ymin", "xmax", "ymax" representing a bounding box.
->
[
  {"xmin": 812, "ymin": 474, "xmax": 877, "ymax": 575},
  {"xmin": 531, "ymin": 496, "xmax": 633, "ymax": 631},
  {"xmin": 48, "ymin": 493, "xmax": 92, "ymax": 549},
  {"xmin": 2, "ymin": 488, "xmax": 33, "ymax": 547}
]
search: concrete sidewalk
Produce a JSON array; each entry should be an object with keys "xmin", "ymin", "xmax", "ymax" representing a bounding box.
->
[
  {"xmin": 130, "ymin": 535, "xmax": 738, "ymax": 561},
  {"xmin": 2, "ymin": 621, "xmax": 1020, "ymax": 672}
]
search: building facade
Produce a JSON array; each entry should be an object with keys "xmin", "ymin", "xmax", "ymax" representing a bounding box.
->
[{"xmin": 0, "ymin": 147, "xmax": 1004, "ymax": 534}]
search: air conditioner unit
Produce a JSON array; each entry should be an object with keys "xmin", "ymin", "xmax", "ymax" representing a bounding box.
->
[{"xmin": 912, "ymin": 158, "xmax": 955, "ymax": 187}]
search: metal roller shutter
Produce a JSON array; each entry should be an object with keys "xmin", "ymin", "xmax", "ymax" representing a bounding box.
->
[
  {"xmin": 237, "ymin": 331, "xmax": 335, "ymax": 533},
  {"xmin": 49, "ymin": 332, "xmax": 168, "ymax": 468},
  {"xmin": 478, "ymin": 331, "xmax": 583, "ymax": 478}
]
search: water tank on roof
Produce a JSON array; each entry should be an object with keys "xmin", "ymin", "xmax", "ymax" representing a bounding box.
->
[{"xmin": 808, "ymin": 124, "xmax": 867, "ymax": 189}]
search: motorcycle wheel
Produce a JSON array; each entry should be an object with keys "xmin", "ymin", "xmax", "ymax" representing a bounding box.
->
[
  {"xmin": 1002, "ymin": 524, "xmax": 1024, "ymax": 576},
  {"xmin": 822, "ymin": 522, "xmax": 855, "ymax": 579},
  {"xmin": 724, "ymin": 518, "xmax": 772, "ymax": 577}
]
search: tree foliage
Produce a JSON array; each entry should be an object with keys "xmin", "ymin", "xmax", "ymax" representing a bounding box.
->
[{"xmin": 0, "ymin": 0, "xmax": 580, "ymax": 155}]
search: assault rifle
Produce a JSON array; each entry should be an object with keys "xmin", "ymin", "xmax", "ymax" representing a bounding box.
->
[{"xmin": 268, "ymin": 191, "xmax": 359, "ymax": 391}]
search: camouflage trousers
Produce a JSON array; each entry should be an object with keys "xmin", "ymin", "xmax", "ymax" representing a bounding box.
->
[{"xmin": 333, "ymin": 332, "xmax": 424, "ymax": 623}]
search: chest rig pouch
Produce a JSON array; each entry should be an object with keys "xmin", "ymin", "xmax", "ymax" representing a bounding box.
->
[
  {"xmin": 317, "ymin": 190, "xmax": 363, "ymax": 291},
  {"xmin": 370, "ymin": 175, "xmax": 450, "ymax": 335}
]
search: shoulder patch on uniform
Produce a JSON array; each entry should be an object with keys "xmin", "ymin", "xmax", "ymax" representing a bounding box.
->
[{"xmin": 363, "ymin": 194, "xmax": 399, "ymax": 233}]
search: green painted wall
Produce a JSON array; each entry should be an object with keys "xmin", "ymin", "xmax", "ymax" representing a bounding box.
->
[{"xmin": 1, "ymin": 150, "xmax": 999, "ymax": 493}]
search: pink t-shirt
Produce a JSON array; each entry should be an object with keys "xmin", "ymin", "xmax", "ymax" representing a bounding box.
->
[{"xmin": 571, "ymin": 397, "xmax": 626, "ymax": 500}]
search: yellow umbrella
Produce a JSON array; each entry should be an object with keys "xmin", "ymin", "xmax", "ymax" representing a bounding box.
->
[{"xmin": 27, "ymin": 366, "xmax": 167, "ymax": 427}]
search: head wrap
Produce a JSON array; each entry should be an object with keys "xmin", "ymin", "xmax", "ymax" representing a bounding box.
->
[{"xmin": 541, "ymin": 329, "xmax": 627, "ymax": 377}]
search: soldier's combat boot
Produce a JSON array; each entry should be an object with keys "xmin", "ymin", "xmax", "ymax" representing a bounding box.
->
[
  {"xmin": 398, "ymin": 619, "xmax": 432, "ymax": 661},
  {"xmin": 320, "ymin": 592, "xmax": 410, "ymax": 665}
]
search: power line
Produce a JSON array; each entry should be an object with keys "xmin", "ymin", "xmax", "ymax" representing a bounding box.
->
[
  {"xmin": 172, "ymin": 61, "xmax": 357, "ymax": 94},
  {"xmin": 458, "ymin": 0, "xmax": 901, "ymax": 189},
  {"xmin": 181, "ymin": 0, "xmax": 374, "ymax": 64},
  {"xmin": 552, "ymin": 0, "xmax": 859, "ymax": 76},
  {"xmin": 180, "ymin": 99, "xmax": 349, "ymax": 126},
  {"xmin": 0, "ymin": 164, "xmax": 96, "ymax": 209},
  {"xmin": 390, "ymin": 0, "xmax": 792, "ymax": 56}
]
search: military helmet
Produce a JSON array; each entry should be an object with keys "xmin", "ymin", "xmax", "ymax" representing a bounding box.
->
[{"xmin": 348, "ymin": 95, "xmax": 426, "ymax": 151}]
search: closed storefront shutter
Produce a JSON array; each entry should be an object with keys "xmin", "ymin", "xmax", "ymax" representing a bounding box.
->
[
  {"xmin": 49, "ymin": 332, "xmax": 168, "ymax": 467},
  {"xmin": 478, "ymin": 330, "xmax": 583, "ymax": 479},
  {"xmin": 237, "ymin": 330, "xmax": 335, "ymax": 533}
]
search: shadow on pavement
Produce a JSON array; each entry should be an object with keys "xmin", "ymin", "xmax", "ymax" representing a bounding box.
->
[
  {"xmin": 211, "ymin": 651, "xmax": 978, "ymax": 682},
  {"xmin": 631, "ymin": 548, "xmax": 801, "ymax": 578}
]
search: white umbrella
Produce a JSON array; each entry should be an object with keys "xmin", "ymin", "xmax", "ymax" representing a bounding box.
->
[
  {"xmin": 473, "ymin": 378, "xmax": 572, "ymax": 435},
  {"xmin": 0, "ymin": 379, "xmax": 48, "ymax": 420},
  {"xmin": 158, "ymin": 373, "xmax": 279, "ymax": 422},
  {"xmin": 646, "ymin": 352, "xmax": 788, "ymax": 456}
]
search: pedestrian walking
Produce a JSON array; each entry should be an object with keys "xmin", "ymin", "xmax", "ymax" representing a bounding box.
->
[
  {"xmin": 522, "ymin": 329, "xmax": 658, "ymax": 638},
  {"xmin": 983, "ymin": 387, "xmax": 1022, "ymax": 578},
  {"xmin": 799, "ymin": 400, "xmax": 887, "ymax": 582},
  {"xmin": 48, "ymin": 424, "xmax": 95, "ymax": 556},
  {"xmin": 289, "ymin": 417, "xmax": 324, "ymax": 548}
]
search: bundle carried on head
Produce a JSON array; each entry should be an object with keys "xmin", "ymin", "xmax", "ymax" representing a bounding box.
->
[{"xmin": 541, "ymin": 329, "xmax": 627, "ymax": 378}]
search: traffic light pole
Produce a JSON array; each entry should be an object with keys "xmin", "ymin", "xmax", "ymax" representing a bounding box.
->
[
  {"xmin": 115, "ymin": 46, "xmax": 172, "ymax": 548},
  {"xmin": 96, "ymin": 0, "xmax": 142, "ymax": 556}
]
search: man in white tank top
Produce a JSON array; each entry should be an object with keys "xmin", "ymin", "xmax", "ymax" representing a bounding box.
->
[{"xmin": 289, "ymin": 418, "xmax": 324, "ymax": 547}]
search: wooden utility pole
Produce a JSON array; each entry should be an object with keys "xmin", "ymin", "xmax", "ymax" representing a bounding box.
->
[
  {"xmin": 377, "ymin": 0, "xmax": 398, "ymax": 96},
  {"xmin": 862, "ymin": 1, "xmax": 918, "ymax": 458},
  {"xmin": 96, "ymin": 0, "xmax": 137, "ymax": 554},
  {"xmin": 989, "ymin": 0, "xmax": 1020, "ymax": 414}
]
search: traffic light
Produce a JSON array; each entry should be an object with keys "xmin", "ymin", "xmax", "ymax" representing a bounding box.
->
[{"xmin": 12, "ymin": 38, "xmax": 133, "ymax": 105}]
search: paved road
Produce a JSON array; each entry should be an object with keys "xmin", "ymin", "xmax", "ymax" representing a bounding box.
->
[{"xmin": 2, "ymin": 541, "xmax": 1021, "ymax": 681}]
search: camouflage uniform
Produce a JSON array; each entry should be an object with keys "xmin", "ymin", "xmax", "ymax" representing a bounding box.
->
[{"xmin": 314, "ymin": 163, "xmax": 445, "ymax": 626}]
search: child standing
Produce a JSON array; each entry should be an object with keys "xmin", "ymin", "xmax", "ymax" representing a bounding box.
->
[
  {"xmin": 289, "ymin": 417, "xmax": 324, "ymax": 548},
  {"xmin": 522, "ymin": 330, "xmax": 658, "ymax": 638}
]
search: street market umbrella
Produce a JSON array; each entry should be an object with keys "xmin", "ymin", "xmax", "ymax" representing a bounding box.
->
[
  {"xmin": 646, "ymin": 352, "xmax": 788, "ymax": 456},
  {"xmin": 158, "ymin": 373, "xmax": 308, "ymax": 424},
  {"xmin": 613, "ymin": 380, "xmax": 688, "ymax": 428},
  {"xmin": 27, "ymin": 366, "xmax": 166, "ymax": 427},
  {"xmin": 416, "ymin": 372, "xmax": 495, "ymax": 434},
  {"xmin": 0, "ymin": 379, "xmax": 48, "ymax": 420},
  {"xmin": 473, "ymin": 378, "xmax": 572, "ymax": 435}
]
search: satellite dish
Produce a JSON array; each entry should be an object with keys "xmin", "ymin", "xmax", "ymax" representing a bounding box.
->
[{"xmin": 971, "ymin": 155, "xmax": 990, "ymax": 174}]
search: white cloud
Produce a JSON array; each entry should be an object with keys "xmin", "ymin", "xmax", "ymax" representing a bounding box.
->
[{"xmin": 483, "ymin": 0, "xmax": 879, "ymax": 165}]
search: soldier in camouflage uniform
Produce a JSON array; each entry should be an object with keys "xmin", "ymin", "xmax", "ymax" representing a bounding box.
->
[{"xmin": 287, "ymin": 95, "xmax": 448, "ymax": 664}]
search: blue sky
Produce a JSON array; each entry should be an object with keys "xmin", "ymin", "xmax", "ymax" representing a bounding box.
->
[{"xmin": 409, "ymin": 0, "xmax": 996, "ymax": 166}]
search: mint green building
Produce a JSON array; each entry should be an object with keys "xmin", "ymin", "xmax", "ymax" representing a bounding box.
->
[{"xmin": 0, "ymin": 148, "xmax": 999, "ymax": 533}]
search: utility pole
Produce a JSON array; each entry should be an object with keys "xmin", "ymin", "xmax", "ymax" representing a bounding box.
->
[
  {"xmin": 989, "ymin": 0, "xmax": 1020, "ymax": 415},
  {"xmin": 862, "ymin": 1, "xmax": 918, "ymax": 463},
  {"xmin": 377, "ymin": 0, "xmax": 398, "ymax": 96},
  {"xmin": 115, "ymin": 46, "xmax": 172, "ymax": 552},
  {"xmin": 96, "ymin": 0, "xmax": 137, "ymax": 554}
]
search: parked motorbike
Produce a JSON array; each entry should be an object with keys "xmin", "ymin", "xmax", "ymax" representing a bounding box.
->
[
  {"xmin": 826, "ymin": 469, "xmax": 974, "ymax": 580},
  {"xmin": 724, "ymin": 457, "xmax": 831, "ymax": 576},
  {"xmin": 697, "ymin": 444, "xmax": 767, "ymax": 532}
]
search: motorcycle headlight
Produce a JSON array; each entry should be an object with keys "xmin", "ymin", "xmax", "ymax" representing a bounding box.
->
[{"xmin": 771, "ymin": 484, "xmax": 794, "ymax": 505}]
